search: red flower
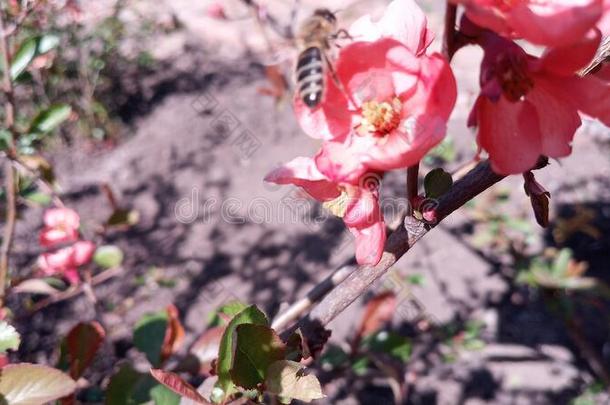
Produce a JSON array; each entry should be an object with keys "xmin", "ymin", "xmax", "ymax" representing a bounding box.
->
[
  {"xmin": 453, "ymin": 0, "xmax": 604, "ymax": 46},
  {"xmin": 39, "ymin": 207, "xmax": 80, "ymax": 247},
  {"xmin": 37, "ymin": 241, "xmax": 96, "ymax": 285},
  {"xmin": 265, "ymin": 157, "xmax": 386, "ymax": 265},
  {"xmin": 469, "ymin": 29, "xmax": 610, "ymax": 174}
]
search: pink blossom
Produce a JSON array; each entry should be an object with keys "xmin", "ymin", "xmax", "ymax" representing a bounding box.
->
[
  {"xmin": 303, "ymin": 39, "xmax": 456, "ymax": 183},
  {"xmin": 39, "ymin": 207, "xmax": 80, "ymax": 247},
  {"xmin": 453, "ymin": 0, "xmax": 604, "ymax": 47},
  {"xmin": 469, "ymin": 29, "xmax": 610, "ymax": 174},
  {"xmin": 265, "ymin": 157, "xmax": 386, "ymax": 265},
  {"xmin": 294, "ymin": 0, "xmax": 453, "ymax": 146},
  {"xmin": 37, "ymin": 241, "xmax": 95, "ymax": 285}
]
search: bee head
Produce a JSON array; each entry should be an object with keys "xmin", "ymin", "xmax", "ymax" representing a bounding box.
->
[{"xmin": 313, "ymin": 8, "xmax": 337, "ymax": 24}]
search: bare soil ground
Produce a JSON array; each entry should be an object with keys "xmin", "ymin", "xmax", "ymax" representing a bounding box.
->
[{"xmin": 6, "ymin": 1, "xmax": 610, "ymax": 404}]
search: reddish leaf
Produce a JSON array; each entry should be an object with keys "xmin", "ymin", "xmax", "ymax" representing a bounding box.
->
[
  {"xmin": 65, "ymin": 321, "xmax": 105, "ymax": 379},
  {"xmin": 161, "ymin": 304, "xmax": 185, "ymax": 364},
  {"xmin": 150, "ymin": 368, "xmax": 210, "ymax": 404},
  {"xmin": 353, "ymin": 292, "xmax": 397, "ymax": 350}
]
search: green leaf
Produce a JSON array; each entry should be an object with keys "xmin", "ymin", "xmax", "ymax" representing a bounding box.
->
[
  {"xmin": 8, "ymin": 35, "xmax": 60, "ymax": 80},
  {"xmin": 216, "ymin": 305, "xmax": 268, "ymax": 399},
  {"xmin": 0, "ymin": 321, "xmax": 20, "ymax": 353},
  {"xmin": 208, "ymin": 301, "xmax": 248, "ymax": 327},
  {"xmin": 30, "ymin": 104, "xmax": 72, "ymax": 134},
  {"xmin": 351, "ymin": 356, "xmax": 369, "ymax": 376},
  {"xmin": 0, "ymin": 129, "xmax": 12, "ymax": 151},
  {"xmin": 105, "ymin": 365, "xmax": 160, "ymax": 405},
  {"xmin": 265, "ymin": 360, "xmax": 325, "ymax": 403},
  {"xmin": 424, "ymin": 168, "xmax": 453, "ymax": 199},
  {"xmin": 10, "ymin": 38, "xmax": 37, "ymax": 80},
  {"xmin": 23, "ymin": 191, "xmax": 52, "ymax": 206},
  {"xmin": 93, "ymin": 245, "xmax": 124, "ymax": 268},
  {"xmin": 37, "ymin": 34, "xmax": 60, "ymax": 54},
  {"xmin": 553, "ymin": 248, "xmax": 573, "ymax": 277},
  {"xmin": 230, "ymin": 324, "xmax": 286, "ymax": 389},
  {"xmin": 133, "ymin": 311, "xmax": 169, "ymax": 367},
  {"xmin": 366, "ymin": 331, "xmax": 412, "ymax": 362},
  {"xmin": 320, "ymin": 345, "xmax": 349, "ymax": 370},
  {"xmin": 150, "ymin": 384, "xmax": 181, "ymax": 405},
  {"xmin": 0, "ymin": 363, "xmax": 76, "ymax": 405}
]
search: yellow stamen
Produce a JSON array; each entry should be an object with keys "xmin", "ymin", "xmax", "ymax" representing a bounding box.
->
[
  {"xmin": 358, "ymin": 98, "xmax": 402, "ymax": 137},
  {"xmin": 323, "ymin": 190, "xmax": 349, "ymax": 218}
]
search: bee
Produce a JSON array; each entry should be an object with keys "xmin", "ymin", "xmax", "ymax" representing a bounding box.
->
[{"xmin": 295, "ymin": 9, "xmax": 343, "ymax": 108}]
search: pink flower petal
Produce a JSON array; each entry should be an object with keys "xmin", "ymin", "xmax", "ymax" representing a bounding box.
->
[
  {"xmin": 37, "ymin": 246, "xmax": 74, "ymax": 275},
  {"xmin": 315, "ymin": 141, "xmax": 368, "ymax": 184},
  {"xmin": 43, "ymin": 207, "xmax": 80, "ymax": 229},
  {"xmin": 349, "ymin": 0, "xmax": 433, "ymax": 55},
  {"xmin": 508, "ymin": 0, "xmax": 603, "ymax": 46},
  {"xmin": 538, "ymin": 28, "xmax": 602, "ymax": 76},
  {"xmin": 39, "ymin": 227, "xmax": 79, "ymax": 248},
  {"xmin": 293, "ymin": 76, "xmax": 354, "ymax": 141},
  {"xmin": 343, "ymin": 187, "xmax": 381, "ymax": 228},
  {"xmin": 71, "ymin": 241, "xmax": 96, "ymax": 267},
  {"xmin": 349, "ymin": 221, "xmax": 386, "ymax": 265},
  {"xmin": 475, "ymin": 96, "xmax": 544, "ymax": 174},
  {"xmin": 264, "ymin": 157, "xmax": 341, "ymax": 201},
  {"xmin": 63, "ymin": 268, "xmax": 80, "ymax": 285},
  {"xmin": 559, "ymin": 73, "xmax": 610, "ymax": 126},
  {"xmin": 527, "ymin": 77, "xmax": 581, "ymax": 158}
]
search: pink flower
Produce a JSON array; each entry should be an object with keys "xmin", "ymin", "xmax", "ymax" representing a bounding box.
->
[
  {"xmin": 469, "ymin": 29, "xmax": 610, "ymax": 174},
  {"xmin": 265, "ymin": 157, "xmax": 386, "ymax": 265},
  {"xmin": 294, "ymin": 0, "xmax": 453, "ymax": 145},
  {"xmin": 39, "ymin": 208, "xmax": 80, "ymax": 247},
  {"xmin": 37, "ymin": 241, "xmax": 96, "ymax": 285},
  {"xmin": 302, "ymin": 39, "xmax": 456, "ymax": 184},
  {"xmin": 453, "ymin": 0, "xmax": 604, "ymax": 47}
]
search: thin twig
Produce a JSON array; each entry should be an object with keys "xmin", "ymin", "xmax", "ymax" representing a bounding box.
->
[
  {"xmin": 406, "ymin": 164, "xmax": 419, "ymax": 215},
  {"xmin": 0, "ymin": 163, "xmax": 16, "ymax": 307},
  {"xmin": 272, "ymin": 263, "xmax": 355, "ymax": 331},
  {"xmin": 442, "ymin": 2, "xmax": 458, "ymax": 61},
  {"xmin": 279, "ymin": 158, "xmax": 548, "ymax": 339},
  {"xmin": 24, "ymin": 266, "xmax": 122, "ymax": 314},
  {"xmin": 0, "ymin": 8, "xmax": 17, "ymax": 308}
]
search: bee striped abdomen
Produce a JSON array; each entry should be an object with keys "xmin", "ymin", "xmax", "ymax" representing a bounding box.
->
[{"xmin": 296, "ymin": 46, "xmax": 325, "ymax": 108}]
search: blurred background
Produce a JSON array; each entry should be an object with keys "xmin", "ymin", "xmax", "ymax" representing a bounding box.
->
[{"xmin": 3, "ymin": 0, "xmax": 610, "ymax": 403}]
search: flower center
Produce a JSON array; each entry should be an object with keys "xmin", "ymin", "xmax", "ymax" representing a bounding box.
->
[
  {"xmin": 358, "ymin": 98, "xmax": 402, "ymax": 137},
  {"xmin": 323, "ymin": 189, "xmax": 349, "ymax": 218},
  {"xmin": 495, "ymin": 52, "xmax": 534, "ymax": 102}
]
